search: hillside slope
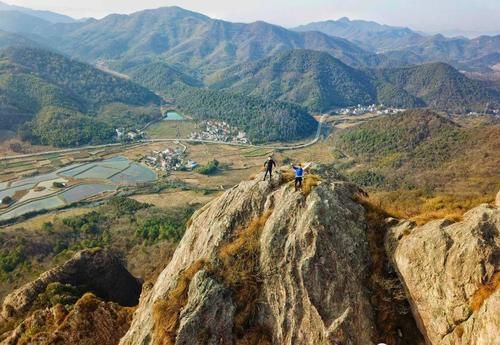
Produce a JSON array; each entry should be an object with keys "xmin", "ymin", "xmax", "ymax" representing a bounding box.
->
[
  {"xmin": 0, "ymin": 6, "xmax": 381, "ymax": 74},
  {"xmin": 207, "ymin": 50, "xmax": 497, "ymax": 112},
  {"xmin": 372, "ymin": 63, "xmax": 499, "ymax": 112},
  {"xmin": 331, "ymin": 110, "xmax": 500, "ymax": 222},
  {"xmin": 170, "ymin": 86, "xmax": 318, "ymax": 143},
  {"xmin": 208, "ymin": 49, "xmax": 377, "ymax": 112},
  {"xmin": 0, "ymin": 46, "xmax": 161, "ymax": 146},
  {"xmin": 294, "ymin": 17, "xmax": 425, "ymax": 52}
]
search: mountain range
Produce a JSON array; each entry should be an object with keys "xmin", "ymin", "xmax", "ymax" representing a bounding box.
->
[
  {"xmin": 294, "ymin": 17, "xmax": 426, "ymax": 52},
  {"xmin": 0, "ymin": 6, "xmax": 498, "ymax": 75},
  {"xmin": 294, "ymin": 18, "xmax": 500, "ymax": 73},
  {"xmin": 0, "ymin": 0, "xmax": 76, "ymax": 23},
  {"xmin": 0, "ymin": 5, "xmax": 498, "ymax": 146},
  {"xmin": 206, "ymin": 50, "xmax": 497, "ymax": 112}
]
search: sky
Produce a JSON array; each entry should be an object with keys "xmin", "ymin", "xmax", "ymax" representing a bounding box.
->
[{"xmin": 4, "ymin": 0, "xmax": 500, "ymax": 36}]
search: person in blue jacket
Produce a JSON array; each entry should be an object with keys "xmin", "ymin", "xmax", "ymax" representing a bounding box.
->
[{"xmin": 291, "ymin": 163, "xmax": 304, "ymax": 191}]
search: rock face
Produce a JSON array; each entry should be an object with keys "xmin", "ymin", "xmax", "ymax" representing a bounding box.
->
[
  {"xmin": 1, "ymin": 248, "xmax": 142, "ymax": 322},
  {"xmin": 2, "ymin": 293, "xmax": 134, "ymax": 345},
  {"xmin": 120, "ymin": 173, "xmax": 378, "ymax": 345},
  {"xmin": 386, "ymin": 204, "xmax": 500, "ymax": 345}
]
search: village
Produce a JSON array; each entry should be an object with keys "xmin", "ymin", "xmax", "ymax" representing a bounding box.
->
[
  {"xmin": 189, "ymin": 121, "xmax": 250, "ymax": 144},
  {"xmin": 333, "ymin": 104, "xmax": 406, "ymax": 116},
  {"xmin": 143, "ymin": 144, "xmax": 199, "ymax": 172}
]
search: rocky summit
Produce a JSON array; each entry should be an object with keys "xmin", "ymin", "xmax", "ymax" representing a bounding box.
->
[
  {"xmin": 120, "ymin": 170, "xmax": 403, "ymax": 345},
  {"xmin": 1, "ymin": 170, "xmax": 498, "ymax": 345}
]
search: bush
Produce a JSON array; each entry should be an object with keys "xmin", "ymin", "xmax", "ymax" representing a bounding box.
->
[
  {"xmin": 107, "ymin": 197, "xmax": 151, "ymax": 215},
  {"xmin": 33, "ymin": 282, "xmax": 82, "ymax": 309},
  {"xmin": 349, "ymin": 170, "xmax": 385, "ymax": 187},
  {"xmin": 0, "ymin": 245, "xmax": 25, "ymax": 275},
  {"xmin": 136, "ymin": 207, "xmax": 196, "ymax": 243},
  {"xmin": 195, "ymin": 160, "xmax": 220, "ymax": 175}
]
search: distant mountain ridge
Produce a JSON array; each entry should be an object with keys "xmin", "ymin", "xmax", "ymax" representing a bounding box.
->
[
  {"xmin": 0, "ymin": 6, "xmax": 384, "ymax": 74},
  {"xmin": 0, "ymin": 1, "xmax": 76, "ymax": 23},
  {"xmin": 294, "ymin": 18, "xmax": 500, "ymax": 72},
  {"xmin": 206, "ymin": 49, "xmax": 498, "ymax": 112},
  {"xmin": 293, "ymin": 17, "xmax": 426, "ymax": 52}
]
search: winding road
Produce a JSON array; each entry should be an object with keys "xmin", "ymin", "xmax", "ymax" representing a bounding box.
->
[{"xmin": 0, "ymin": 115, "xmax": 329, "ymax": 161}]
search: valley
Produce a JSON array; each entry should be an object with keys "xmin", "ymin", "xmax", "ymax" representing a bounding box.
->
[{"xmin": 0, "ymin": 2, "xmax": 498, "ymax": 345}]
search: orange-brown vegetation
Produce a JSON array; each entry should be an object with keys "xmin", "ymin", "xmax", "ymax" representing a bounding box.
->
[
  {"xmin": 152, "ymin": 259, "xmax": 207, "ymax": 345},
  {"xmin": 470, "ymin": 272, "xmax": 500, "ymax": 312},
  {"xmin": 368, "ymin": 191, "xmax": 495, "ymax": 225},
  {"xmin": 217, "ymin": 211, "xmax": 272, "ymax": 339}
]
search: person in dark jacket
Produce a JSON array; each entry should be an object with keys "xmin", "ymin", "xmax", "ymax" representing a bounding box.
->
[
  {"xmin": 263, "ymin": 156, "xmax": 277, "ymax": 181},
  {"xmin": 291, "ymin": 163, "xmax": 304, "ymax": 191}
]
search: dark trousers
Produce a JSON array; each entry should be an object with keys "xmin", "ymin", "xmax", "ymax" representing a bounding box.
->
[
  {"xmin": 295, "ymin": 177, "xmax": 303, "ymax": 190},
  {"xmin": 264, "ymin": 168, "xmax": 273, "ymax": 180}
]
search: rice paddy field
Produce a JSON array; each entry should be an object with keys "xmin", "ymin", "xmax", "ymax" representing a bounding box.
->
[
  {"xmin": 0, "ymin": 131, "xmax": 335, "ymax": 224},
  {"xmin": 0, "ymin": 157, "xmax": 156, "ymax": 222}
]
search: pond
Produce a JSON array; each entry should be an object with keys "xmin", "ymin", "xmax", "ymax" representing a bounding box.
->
[{"xmin": 163, "ymin": 111, "xmax": 184, "ymax": 121}]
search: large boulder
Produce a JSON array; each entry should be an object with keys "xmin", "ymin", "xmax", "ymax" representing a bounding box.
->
[
  {"xmin": 1, "ymin": 248, "xmax": 142, "ymax": 322},
  {"xmin": 386, "ymin": 204, "xmax": 500, "ymax": 345},
  {"xmin": 120, "ymin": 173, "xmax": 378, "ymax": 345},
  {"xmin": 2, "ymin": 293, "xmax": 134, "ymax": 345}
]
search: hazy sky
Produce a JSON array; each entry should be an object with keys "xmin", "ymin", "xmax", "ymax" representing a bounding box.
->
[{"xmin": 4, "ymin": 0, "xmax": 500, "ymax": 35}]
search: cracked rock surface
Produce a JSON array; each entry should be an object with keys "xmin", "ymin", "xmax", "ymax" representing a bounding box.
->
[
  {"xmin": 120, "ymin": 173, "xmax": 377, "ymax": 345},
  {"xmin": 386, "ymin": 203, "xmax": 500, "ymax": 345}
]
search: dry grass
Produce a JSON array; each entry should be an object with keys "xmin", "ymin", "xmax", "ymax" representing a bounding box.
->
[
  {"xmin": 368, "ymin": 191, "xmax": 495, "ymax": 225},
  {"xmin": 191, "ymin": 211, "xmax": 272, "ymax": 344},
  {"xmin": 280, "ymin": 169, "xmax": 321, "ymax": 196},
  {"xmin": 302, "ymin": 174, "xmax": 322, "ymax": 195},
  {"xmin": 216, "ymin": 211, "xmax": 272, "ymax": 340},
  {"xmin": 152, "ymin": 260, "xmax": 207, "ymax": 345},
  {"xmin": 151, "ymin": 211, "xmax": 274, "ymax": 345},
  {"xmin": 470, "ymin": 272, "xmax": 500, "ymax": 312}
]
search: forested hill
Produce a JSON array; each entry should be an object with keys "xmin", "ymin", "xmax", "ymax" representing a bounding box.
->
[
  {"xmin": 169, "ymin": 87, "xmax": 318, "ymax": 143},
  {"xmin": 372, "ymin": 62, "xmax": 500, "ymax": 112},
  {"xmin": 0, "ymin": 46, "xmax": 161, "ymax": 147},
  {"xmin": 1, "ymin": 47, "xmax": 160, "ymax": 110},
  {"xmin": 205, "ymin": 49, "xmax": 497, "ymax": 113},
  {"xmin": 207, "ymin": 49, "xmax": 377, "ymax": 112}
]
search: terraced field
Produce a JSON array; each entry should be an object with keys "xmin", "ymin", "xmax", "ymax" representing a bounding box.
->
[{"xmin": 0, "ymin": 157, "xmax": 156, "ymax": 222}]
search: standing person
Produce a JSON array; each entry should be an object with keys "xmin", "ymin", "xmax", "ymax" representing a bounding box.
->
[
  {"xmin": 263, "ymin": 156, "xmax": 277, "ymax": 181},
  {"xmin": 291, "ymin": 163, "xmax": 304, "ymax": 191}
]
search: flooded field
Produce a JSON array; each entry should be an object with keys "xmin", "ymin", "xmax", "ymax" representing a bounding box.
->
[
  {"xmin": 0, "ymin": 157, "xmax": 156, "ymax": 222},
  {"xmin": 163, "ymin": 111, "xmax": 185, "ymax": 120}
]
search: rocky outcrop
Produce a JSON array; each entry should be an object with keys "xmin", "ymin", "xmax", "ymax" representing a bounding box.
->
[
  {"xmin": 386, "ymin": 203, "xmax": 500, "ymax": 345},
  {"xmin": 1, "ymin": 248, "xmax": 142, "ymax": 322},
  {"xmin": 2, "ymin": 293, "xmax": 134, "ymax": 345},
  {"xmin": 120, "ymin": 172, "xmax": 379, "ymax": 345}
]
